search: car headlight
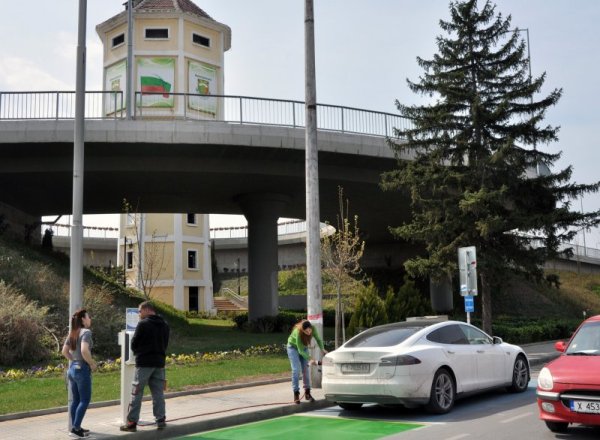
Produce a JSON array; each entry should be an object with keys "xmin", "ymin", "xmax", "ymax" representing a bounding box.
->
[{"xmin": 537, "ymin": 367, "xmax": 554, "ymax": 390}]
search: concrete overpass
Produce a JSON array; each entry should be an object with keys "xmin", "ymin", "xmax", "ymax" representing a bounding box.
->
[{"xmin": 0, "ymin": 94, "xmax": 414, "ymax": 318}]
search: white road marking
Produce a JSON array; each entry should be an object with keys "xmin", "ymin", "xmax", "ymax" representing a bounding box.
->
[
  {"xmin": 444, "ymin": 434, "xmax": 471, "ymax": 440},
  {"xmin": 500, "ymin": 412, "xmax": 533, "ymax": 423}
]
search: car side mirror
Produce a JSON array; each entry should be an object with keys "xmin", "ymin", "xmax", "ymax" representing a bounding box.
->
[
  {"xmin": 554, "ymin": 340, "xmax": 567, "ymax": 352},
  {"xmin": 492, "ymin": 336, "xmax": 503, "ymax": 344}
]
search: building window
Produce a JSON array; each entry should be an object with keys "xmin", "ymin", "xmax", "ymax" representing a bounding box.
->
[
  {"xmin": 145, "ymin": 28, "xmax": 169, "ymax": 39},
  {"xmin": 192, "ymin": 33, "xmax": 210, "ymax": 48},
  {"xmin": 187, "ymin": 250, "xmax": 198, "ymax": 269},
  {"xmin": 186, "ymin": 213, "xmax": 197, "ymax": 225},
  {"xmin": 112, "ymin": 33, "xmax": 125, "ymax": 48},
  {"xmin": 126, "ymin": 251, "xmax": 134, "ymax": 269}
]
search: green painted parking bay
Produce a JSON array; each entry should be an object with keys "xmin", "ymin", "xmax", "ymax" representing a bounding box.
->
[{"xmin": 180, "ymin": 414, "xmax": 422, "ymax": 440}]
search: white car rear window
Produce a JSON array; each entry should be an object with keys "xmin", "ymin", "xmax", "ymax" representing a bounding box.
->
[{"xmin": 345, "ymin": 326, "xmax": 423, "ymax": 347}]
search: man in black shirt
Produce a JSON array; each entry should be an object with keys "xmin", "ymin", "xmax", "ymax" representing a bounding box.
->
[{"xmin": 120, "ymin": 301, "xmax": 170, "ymax": 432}]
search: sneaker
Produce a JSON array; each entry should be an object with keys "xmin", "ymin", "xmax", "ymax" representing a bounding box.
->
[
  {"xmin": 293, "ymin": 391, "xmax": 301, "ymax": 404},
  {"xmin": 119, "ymin": 422, "xmax": 137, "ymax": 432},
  {"xmin": 305, "ymin": 389, "xmax": 315, "ymax": 402},
  {"xmin": 156, "ymin": 419, "xmax": 167, "ymax": 429},
  {"xmin": 81, "ymin": 429, "xmax": 90, "ymax": 434},
  {"xmin": 69, "ymin": 428, "xmax": 88, "ymax": 438}
]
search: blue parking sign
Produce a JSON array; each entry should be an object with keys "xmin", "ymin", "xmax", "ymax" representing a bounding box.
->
[{"xmin": 464, "ymin": 295, "xmax": 475, "ymax": 313}]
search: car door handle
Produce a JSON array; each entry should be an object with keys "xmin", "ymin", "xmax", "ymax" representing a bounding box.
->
[
  {"xmin": 477, "ymin": 350, "xmax": 485, "ymax": 354},
  {"xmin": 446, "ymin": 350, "xmax": 455, "ymax": 354}
]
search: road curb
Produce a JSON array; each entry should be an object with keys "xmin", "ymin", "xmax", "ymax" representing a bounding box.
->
[{"xmin": 103, "ymin": 399, "xmax": 333, "ymax": 439}]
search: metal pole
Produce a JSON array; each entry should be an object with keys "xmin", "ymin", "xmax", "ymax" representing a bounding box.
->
[
  {"xmin": 237, "ymin": 257, "xmax": 241, "ymax": 296},
  {"xmin": 126, "ymin": 0, "xmax": 134, "ymax": 119},
  {"xmin": 304, "ymin": 0, "xmax": 323, "ymax": 388},
  {"xmin": 581, "ymin": 198, "xmax": 587, "ymax": 256},
  {"xmin": 68, "ymin": 0, "xmax": 87, "ymax": 431}
]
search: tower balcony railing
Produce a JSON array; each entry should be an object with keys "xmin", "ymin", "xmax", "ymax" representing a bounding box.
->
[{"xmin": 0, "ymin": 90, "xmax": 413, "ymax": 138}]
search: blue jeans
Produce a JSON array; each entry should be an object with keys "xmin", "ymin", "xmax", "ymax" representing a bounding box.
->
[
  {"xmin": 287, "ymin": 345, "xmax": 310, "ymax": 393},
  {"xmin": 68, "ymin": 361, "xmax": 92, "ymax": 429},
  {"xmin": 126, "ymin": 367, "xmax": 166, "ymax": 424}
]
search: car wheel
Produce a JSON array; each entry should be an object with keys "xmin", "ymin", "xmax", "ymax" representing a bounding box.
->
[
  {"xmin": 426, "ymin": 368, "xmax": 455, "ymax": 414},
  {"xmin": 507, "ymin": 354, "xmax": 529, "ymax": 393},
  {"xmin": 337, "ymin": 402, "xmax": 363, "ymax": 411},
  {"xmin": 545, "ymin": 421, "xmax": 569, "ymax": 433}
]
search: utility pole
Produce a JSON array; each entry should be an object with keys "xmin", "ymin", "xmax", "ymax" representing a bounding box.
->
[
  {"xmin": 304, "ymin": 0, "xmax": 323, "ymax": 388},
  {"xmin": 126, "ymin": 0, "xmax": 134, "ymax": 119},
  {"xmin": 68, "ymin": 0, "xmax": 87, "ymax": 430}
]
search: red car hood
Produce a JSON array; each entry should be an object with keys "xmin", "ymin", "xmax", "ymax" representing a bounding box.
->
[{"xmin": 547, "ymin": 354, "xmax": 600, "ymax": 385}]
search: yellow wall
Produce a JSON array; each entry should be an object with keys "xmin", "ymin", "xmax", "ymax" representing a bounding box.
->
[
  {"xmin": 104, "ymin": 23, "xmax": 128, "ymax": 66},
  {"xmin": 145, "ymin": 214, "xmax": 174, "ymax": 236},
  {"xmin": 182, "ymin": 213, "xmax": 205, "ymax": 235},
  {"xmin": 135, "ymin": 18, "xmax": 180, "ymax": 51},
  {"xmin": 151, "ymin": 287, "xmax": 174, "ymax": 306},
  {"xmin": 149, "ymin": 242, "xmax": 174, "ymax": 280},
  {"xmin": 184, "ymin": 21, "xmax": 222, "ymax": 63}
]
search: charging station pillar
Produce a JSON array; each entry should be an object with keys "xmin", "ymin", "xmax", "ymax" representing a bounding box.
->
[{"xmin": 118, "ymin": 308, "xmax": 139, "ymax": 424}]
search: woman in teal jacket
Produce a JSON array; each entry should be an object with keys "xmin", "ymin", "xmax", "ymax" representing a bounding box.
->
[{"xmin": 287, "ymin": 320, "xmax": 327, "ymax": 403}]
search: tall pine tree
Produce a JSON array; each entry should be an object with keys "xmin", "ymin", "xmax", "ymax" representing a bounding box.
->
[{"xmin": 382, "ymin": 0, "xmax": 600, "ymax": 333}]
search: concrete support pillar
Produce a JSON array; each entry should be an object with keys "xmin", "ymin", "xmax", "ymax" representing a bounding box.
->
[{"xmin": 237, "ymin": 193, "xmax": 290, "ymax": 320}]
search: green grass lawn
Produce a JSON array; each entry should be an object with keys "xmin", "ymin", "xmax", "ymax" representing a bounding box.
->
[{"xmin": 0, "ymin": 355, "xmax": 289, "ymax": 415}]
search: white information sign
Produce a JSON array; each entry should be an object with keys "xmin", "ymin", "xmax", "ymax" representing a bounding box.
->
[
  {"xmin": 458, "ymin": 246, "xmax": 478, "ymax": 296},
  {"xmin": 126, "ymin": 308, "xmax": 140, "ymax": 331}
]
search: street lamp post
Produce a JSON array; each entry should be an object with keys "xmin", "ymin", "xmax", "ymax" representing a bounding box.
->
[
  {"xmin": 123, "ymin": 240, "xmax": 126, "ymax": 286},
  {"xmin": 236, "ymin": 257, "xmax": 241, "ymax": 296},
  {"xmin": 68, "ymin": 0, "xmax": 87, "ymax": 430}
]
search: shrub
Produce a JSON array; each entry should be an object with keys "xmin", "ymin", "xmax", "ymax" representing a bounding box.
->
[
  {"xmin": 385, "ymin": 277, "xmax": 432, "ymax": 323},
  {"xmin": 347, "ymin": 282, "xmax": 387, "ymax": 337},
  {"xmin": 0, "ymin": 281, "xmax": 52, "ymax": 365},
  {"xmin": 82, "ymin": 285, "xmax": 125, "ymax": 358},
  {"xmin": 278, "ymin": 269, "xmax": 307, "ymax": 293}
]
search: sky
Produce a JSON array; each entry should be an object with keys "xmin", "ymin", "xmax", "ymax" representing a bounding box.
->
[{"xmin": 1, "ymin": 0, "xmax": 599, "ymax": 247}]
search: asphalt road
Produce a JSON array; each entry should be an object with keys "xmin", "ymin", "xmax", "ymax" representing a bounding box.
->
[{"xmin": 305, "ymin": 370, "xmax": 600, "ymax": 440}]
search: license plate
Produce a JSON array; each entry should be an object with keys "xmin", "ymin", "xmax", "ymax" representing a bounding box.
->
[
  {"xmin": 341, "ymin": 363, "xmax": 370, "ymax": 374},
  {"xmin": 570, "ymin": 400, "xmax": 600, "ymax": 414}
]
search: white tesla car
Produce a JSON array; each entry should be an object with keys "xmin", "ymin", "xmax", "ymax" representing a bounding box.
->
[{"xmin": 322, "ymin": 318, "xmax": 530, "ymax": 414}]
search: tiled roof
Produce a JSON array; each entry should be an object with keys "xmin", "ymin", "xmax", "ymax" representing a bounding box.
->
[{"xmin": 133, "ymin": 0, "xmax": 213, "ymax": 20}]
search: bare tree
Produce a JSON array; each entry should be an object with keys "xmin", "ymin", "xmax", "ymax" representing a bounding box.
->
[
  {"xmin": 123, "ymin": 200, "xmax": 167, "ymax": 299},
  {"xmin": 321, "ymin": 187, "xmax": 365, "ymax": 348}
]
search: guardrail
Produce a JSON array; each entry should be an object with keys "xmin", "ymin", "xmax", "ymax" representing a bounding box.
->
[
  {"xmin": 221, "ymin": 287, "xmax": 248, "ymax": 309},
  {"xmin": 0, "ymin": 91, "xmax": 411, "ymax": 138}
]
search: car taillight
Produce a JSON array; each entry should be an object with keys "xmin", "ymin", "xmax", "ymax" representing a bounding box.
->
[
  {"xmin": 321, "ymin": 356, "xmax": 333, "ymax": 366},
  {"xmin": 379, "ymin": 355, "xmax": 421, "ymax": 366}
]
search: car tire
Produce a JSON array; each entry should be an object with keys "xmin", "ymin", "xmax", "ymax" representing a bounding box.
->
[
  {"xmin": 545, "ymin": 421, "xmax": 569, "ymax": 433},
  {"xmin": 507, "ymin": 354, "xmax": 529, "ymax": 393},
  {"xmin": 426, "ymin": 368, "xmax": 455, "ymax": 414},
  {"xmin": 337, "ymin": 402, "xmax": 363, "ymax": 411}
]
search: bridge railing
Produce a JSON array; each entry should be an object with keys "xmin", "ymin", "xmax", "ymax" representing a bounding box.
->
[
  {"xmin": 0, "ymin": 91, "xmax": 412, "ymax": 137},
  {"xmin": 0, "ymin": 91, "xmax": 125, "ymax": 120}
]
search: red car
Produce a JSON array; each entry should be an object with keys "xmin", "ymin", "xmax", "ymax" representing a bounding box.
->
[{"xmin": 536, "ymin": 315, "xmax": 600, "ymax": 433}]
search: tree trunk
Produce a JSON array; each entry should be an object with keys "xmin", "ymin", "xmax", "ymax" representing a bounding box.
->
[{"xmin": 480, "ymin": 273, "xmax": 493, "ymax": 335}]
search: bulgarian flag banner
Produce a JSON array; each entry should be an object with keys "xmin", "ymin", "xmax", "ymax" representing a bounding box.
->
[
  {"xmin": 137, "ymin": 57, "xmax": 175, "ymax": 108},
  {"xmin": 141, "ymin": 75, "xmax": 171, "ymax": 98}
]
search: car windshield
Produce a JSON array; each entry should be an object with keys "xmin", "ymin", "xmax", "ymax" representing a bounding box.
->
[
  {"xmin": 566, "ymin": 322, "xmax": 600, "ymax": 355},
  {"xmin": 344, "ymin": 324, "xmax": 423, "ymax": 348}
]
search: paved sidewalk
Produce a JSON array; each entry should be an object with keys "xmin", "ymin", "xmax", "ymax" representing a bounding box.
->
[{"xmin": 0, "ymin": 342, "xmax": 560, "ymax": 440}]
